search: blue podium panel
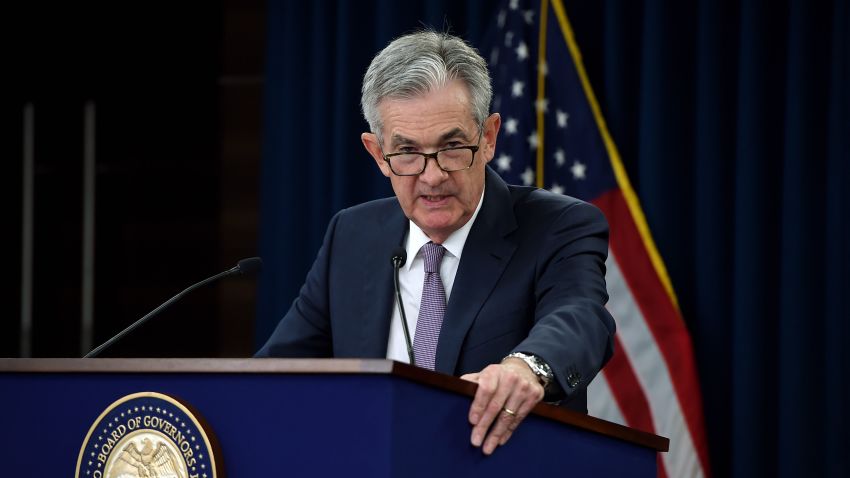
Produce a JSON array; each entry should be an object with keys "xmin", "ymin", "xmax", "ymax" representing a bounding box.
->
[{"xmin": 0, "ymin": 359, "xmax": 664, "ymax": 477}]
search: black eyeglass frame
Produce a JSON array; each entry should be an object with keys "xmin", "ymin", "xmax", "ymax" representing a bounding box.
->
[{"xmin": 380, "ymin": 128, "xmax": 483, "ymax": 177}]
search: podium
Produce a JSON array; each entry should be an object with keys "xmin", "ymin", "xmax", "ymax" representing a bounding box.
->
[{"xmin": 0, "ymin": 359, "xmax": 667, "ymax": 476}]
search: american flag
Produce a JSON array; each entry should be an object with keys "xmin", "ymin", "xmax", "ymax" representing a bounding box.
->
[{"xmin": 486, "ymin": 1, "xmax": 710, "ymax": 476}]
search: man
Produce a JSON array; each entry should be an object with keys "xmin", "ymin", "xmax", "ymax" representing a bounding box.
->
[{"xmin": 256, "ymin": 31, "xmax": 615, "ymax": 456}]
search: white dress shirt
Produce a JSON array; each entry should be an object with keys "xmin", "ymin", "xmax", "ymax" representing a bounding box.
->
[{"xmin": 386, "ymin": 186, "xmax": 486, "ymax": 363}]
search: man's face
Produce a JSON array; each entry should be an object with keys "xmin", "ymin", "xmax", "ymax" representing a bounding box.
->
[{"xmin": 362, "ymin": 80, "xmax": 501, "ymax": 244}]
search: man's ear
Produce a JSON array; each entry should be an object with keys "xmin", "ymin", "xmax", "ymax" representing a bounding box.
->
[
  {"xmin": 481, "ymin": 113, "xmax": 502, "ymax": 164},
  {"xmin": 362, "ymin": 132, "xmax": 392, "ymax": 178}
]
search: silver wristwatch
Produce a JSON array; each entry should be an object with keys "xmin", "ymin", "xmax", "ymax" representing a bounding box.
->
[{"xmin": 503, "ymin": 352, "xmax": 554, "ymax": 391}]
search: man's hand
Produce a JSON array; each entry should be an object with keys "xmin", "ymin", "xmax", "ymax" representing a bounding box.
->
[{"xmin": 460, "ymin": 358, "xmax": 545, "ymax": 455}]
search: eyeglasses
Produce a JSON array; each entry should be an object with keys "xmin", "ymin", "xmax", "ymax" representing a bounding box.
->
[{"xmin": 381, "ymin": 131, "xmax": 482, "ymax": 176}]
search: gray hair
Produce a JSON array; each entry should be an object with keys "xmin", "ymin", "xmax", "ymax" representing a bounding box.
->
[{"xmin": 361, "ymin": 30, "xmax": 492, "ymax": 141}]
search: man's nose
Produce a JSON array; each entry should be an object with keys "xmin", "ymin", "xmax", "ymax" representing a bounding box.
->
[{"xmin": 418, "ymin": 156, "xmax": 448, "ymax": 185}]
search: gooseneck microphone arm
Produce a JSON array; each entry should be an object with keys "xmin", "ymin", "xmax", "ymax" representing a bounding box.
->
[
  {"xmin": 391, "ymin": 248, "xmax": 415, "ymax": 366},
  {"xmin": 83, "ymin": 257, "xmax": 262, "ymax": 358}
]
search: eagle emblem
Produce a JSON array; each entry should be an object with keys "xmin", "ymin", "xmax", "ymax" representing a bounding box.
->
[
  {"xmin": 111, "ymin": 436, "xmax": 186, "ymax": 478},
  {"xmin": 76, "ymin": 392, "xmax": 217, "ymax": 478}
]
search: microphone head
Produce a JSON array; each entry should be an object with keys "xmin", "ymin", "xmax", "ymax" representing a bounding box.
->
[
  {"xmin": 390, "ymin": 247, "xmax": 407, "ymax": 268},
  {"xmin": 236, "ymin": 257, "xmax": 263, "ymax": 276}
]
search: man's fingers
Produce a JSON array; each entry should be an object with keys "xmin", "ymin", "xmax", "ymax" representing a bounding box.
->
[
  {"xmin": 470, "ymin": 366, "xmax": 517, "ymax": 447},
  {"xmin": 480, "ymin": 386, "xmax": 528, "ymax": 455},
  {"xmin": 468, "ymin": 362, "xmax": 546, "ymax": 455},
  {"xmin": 497, "ymin": 393, "xmax": 538, "ymax": 447},
  {"xmin": 460, "ymin": 372, "xmax": 480, "ymax": 383},
  {"xmin": 468, "ymin": 365, "xmax": 501, "ymax": 425}
]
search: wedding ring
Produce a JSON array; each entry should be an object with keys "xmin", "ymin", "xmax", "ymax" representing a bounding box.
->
[{"xmin": 502, "ymin": 407, "xmax": 517, "ymax": 417}]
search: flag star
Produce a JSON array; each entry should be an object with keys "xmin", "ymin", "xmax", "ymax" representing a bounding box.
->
[
  {"xmin": 515, "ymin": 41, "xmax": 529, "ymax": 61},
  {"xmin": 509, "ymin": 0, "xmax": 519, "ymax": 10},
  {"xmin": 571, "ymin": 160, "xmax": 587, "ymax": 179},
  {"xmin": 497, "ymin": 9, "xmax": 507, "ymax": 28},
  {"xmin": 557, "ymin": 110, "xmax": 569, "ymax": 128},
  {"xmin": 511, "ymin": 80, "xmax": 525, "ymax": 98},
  {"xmin": 504, "ymin": 117, "xmax": 519, "ymax": 134},
  {"xmin": 554, "ymin": 148, "xmax": 566, "ymax": 166},
  {"xmin": 490, "ymin": 48, "xmax": 499, "ymax": 66},
  {"xmin": 535, "ymin": 98, "xmax": 549, "ymax": 113},
  {"xmin": 527, "ymin": 131, "xmax": 539, "ymax": 150},
  {"xmin": 538, "ymin": 60, "xmax": 548, "ymax": 76},
  {"xmin": 504, "ymin": 31, "xmax": 514, "ymax": 47},
  {"xmin": 523, "ymin": 10, "xmax": 535, "ymax": 24},
  {"xmin": 496, "ymin": 153, "xmax": 512, "ymax": 172},
  {"xmin": 550, "ymin": 183, "xmax": 565, "ymax": 195},
  {"xmin": 521, "ymin": 167, "xmax": 535, "ymax": 186}
]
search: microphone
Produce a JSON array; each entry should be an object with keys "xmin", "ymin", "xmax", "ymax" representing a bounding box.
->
[
  {"xmin": 390, "ymin": 248, "xmax": 415, "ymax": 366},
  {"xmin": 83, "ymin": 257, "xmax": 263, "ymax": 358}
]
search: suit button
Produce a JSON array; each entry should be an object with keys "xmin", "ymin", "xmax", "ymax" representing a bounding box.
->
[{"xmin": 567, "ymin": 372, "xmax": 581, "ymax": 388}]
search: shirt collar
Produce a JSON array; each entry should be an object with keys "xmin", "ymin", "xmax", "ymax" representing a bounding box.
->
[{"xmin": 404, "ymin": 183, "xmax": 486, "ymax": 271}]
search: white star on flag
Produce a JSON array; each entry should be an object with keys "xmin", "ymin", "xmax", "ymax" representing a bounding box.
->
[
  {"xmin": 497, "ymin": 9, "xmax": 507, "ymax": 28},
  {"xmin": 523, "ymin": 10, "xmax": 535, "ymax": 24},
  {"xmin": 554, "ymin": 148, "xmax": 566, "ymax": 166},
  {"xmin": 521, "ymin": 166, "xmax": 535, "ymax": 186},
  {"xmin": 571, "ymin": 160, "xmax": 587, "ymax": 179},
  {"xmin": 490, "ymin": 48, "xmax": 500, "ymax": 65},
  {"xmin": 550, "ymin": 183, "xmax": 565, "ymax": 195},
  {"xmin": 557, "ymin": 109, "xmax": 569, "ymax": 128},
  {"xmin": 504, "ymin": 117, "xmax": 519, "ymax": 134},
  {"xmin": 511, "ymin": 80, "xmax": 525, "ymax": 98},
  {"xmin": 509, "ymin": 0, "xmax": 519, "ymax": 10},
  {"xmin": 504, "ymin": 31, "xmax": 514, "ymax": 47},
  {"xmin": 515, "ymin": 41, "xmax": 529, "ymax": 61},
  {"xmin": 527, "ymin": 131, "xmax": 539, "ymax": 150},
  {"xmin": 496, "ymin": 153, "xmax": 512, "ymax": 171}
]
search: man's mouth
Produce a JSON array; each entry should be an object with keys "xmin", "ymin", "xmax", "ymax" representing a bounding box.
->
[{"xmin": 421, "ymin": 194, "xmax": 450, "ymax": 204}]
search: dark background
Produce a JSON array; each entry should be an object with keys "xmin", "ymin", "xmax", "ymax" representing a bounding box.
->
[{"xmin": 5, "ymin": 1, "xmax": 849, "ymax": 477}]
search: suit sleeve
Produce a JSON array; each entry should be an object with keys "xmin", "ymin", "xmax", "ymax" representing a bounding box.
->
[
  {"xmin": 254, "ymin": 211, "xmax": 341, "ymax": 358},
  {"xmin": 512, "ymin": 200, "xmax": 616, "ymax": 400}
]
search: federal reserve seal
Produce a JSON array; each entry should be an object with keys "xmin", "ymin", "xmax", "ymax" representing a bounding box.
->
[{"xmin": 75, "ymin": 392, "xmax": 219, "ymax": 478}]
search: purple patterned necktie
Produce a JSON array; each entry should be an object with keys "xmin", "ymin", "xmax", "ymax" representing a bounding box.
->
[{"xmin": 413, "ymin": 242, "xmax": 447, "ymax": 370}]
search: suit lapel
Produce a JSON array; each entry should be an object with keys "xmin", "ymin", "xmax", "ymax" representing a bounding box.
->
[
  {"xmin": 357, "ymin": 202, "xmax": 408, "ymax": 357},
  {"xmin": 435, "ymin": 168, "xmax": 518, "ymax": 374}
]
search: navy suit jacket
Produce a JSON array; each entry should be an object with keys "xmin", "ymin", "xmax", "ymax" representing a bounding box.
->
[{"xmin": 256, "ymin": 167, "xmax": 615, "ymax": 412}]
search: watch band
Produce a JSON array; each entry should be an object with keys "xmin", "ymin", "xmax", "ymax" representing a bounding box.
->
[{"xmin": 503, "ymin": 352, "xmax": 554, "ymax": 390}]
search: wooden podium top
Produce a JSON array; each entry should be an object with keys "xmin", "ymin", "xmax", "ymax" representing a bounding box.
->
[{"xmin": 0, "ymin": 358, "xmax": 668, "ymax": 452}]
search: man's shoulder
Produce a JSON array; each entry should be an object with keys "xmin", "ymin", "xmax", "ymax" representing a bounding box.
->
[
  {"xmin": 507, "ymin": 184, "xmax": 597, "ymax": 217},
  {"xmin": 339, "ymin": 196, "xmax": 399, "ymax": 215},
  {"xmin": 332, "ymin": 196, "xmax": 403, "ymax": 229}
]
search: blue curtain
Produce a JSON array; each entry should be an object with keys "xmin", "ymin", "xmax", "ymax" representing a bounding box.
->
[{"xmin": 259, "ymin": 1, "xmax": 850, "ymax": 476}]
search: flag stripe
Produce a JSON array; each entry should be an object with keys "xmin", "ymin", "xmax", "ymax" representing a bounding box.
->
[
  {"xmin": 590, "ymin": 372, "xmax": 671, "ymax": 478},
  {"xmin": 586, "ymin": 371, "xmax": 626, "ymax": 425},
  {"xmin": 602, "ymin": 334, "xmax": 657, "ymax": 435},
  {"xmin": 596, "ymin": 189, "xmax": 710, "ymax": 475},
  {"xmin": 604, "ymin": 246, "xmax": 703, "ymax": 478}
]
